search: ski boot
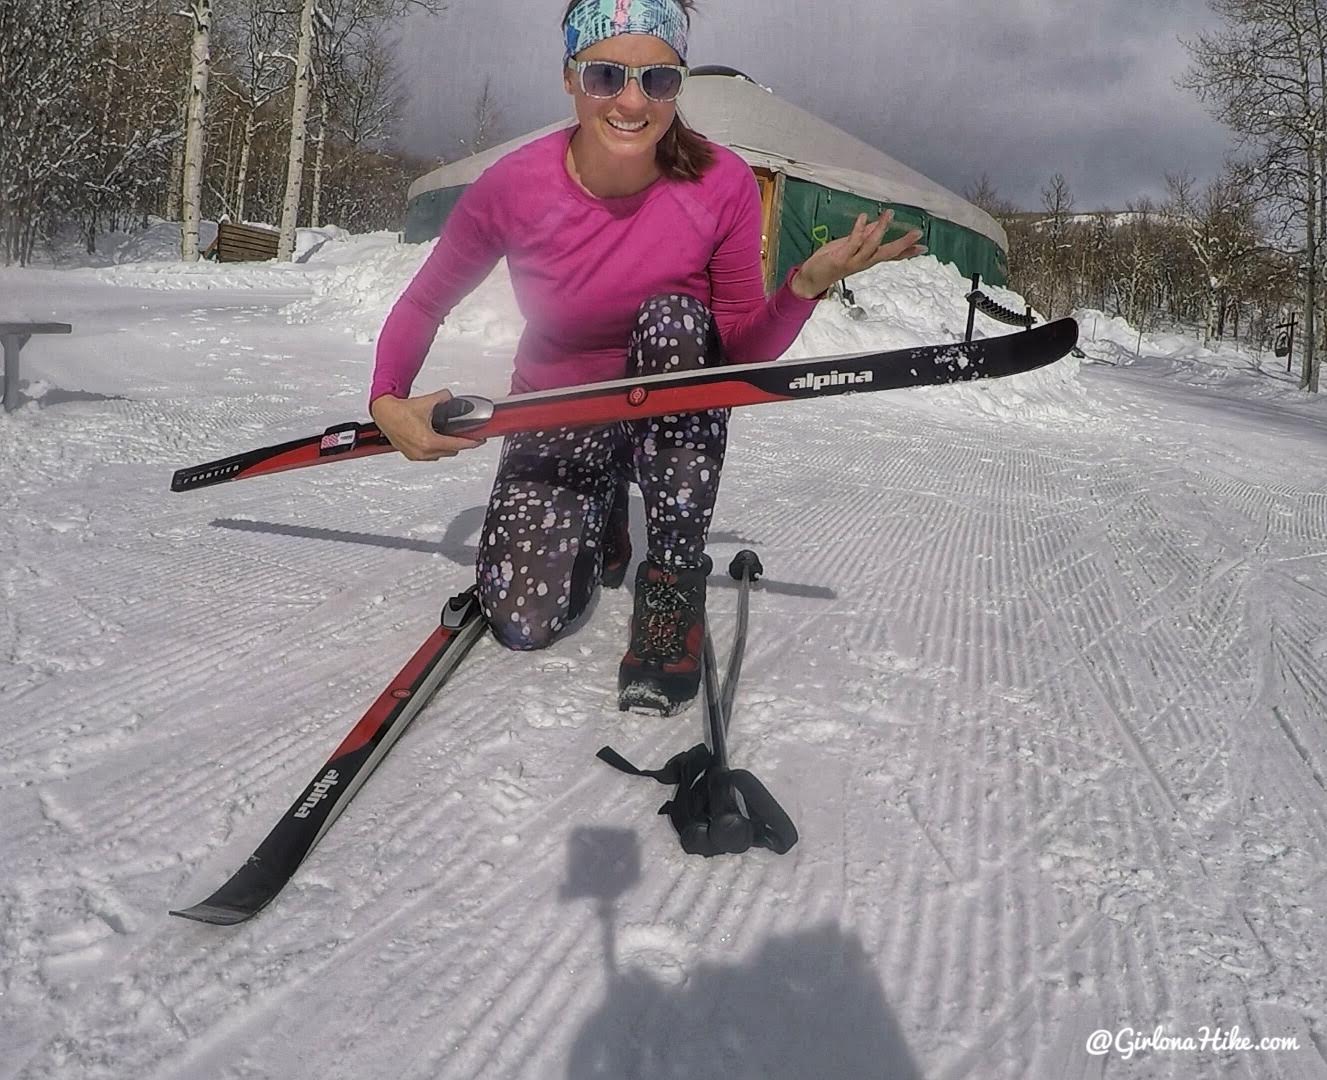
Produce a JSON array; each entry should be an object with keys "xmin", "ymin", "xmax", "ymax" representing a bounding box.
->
[
  {"xmin": 618, "ymin": 553, "xmax": 712, "ymax": 715},
  {"xmin": 600, "ymin": 479, "xmax": 632, "ymax": 589}
]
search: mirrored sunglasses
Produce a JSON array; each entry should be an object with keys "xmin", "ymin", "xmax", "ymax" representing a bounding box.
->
[{"xmin": 568, "ymin": 60, "xmax": 688, "ymax": 102}]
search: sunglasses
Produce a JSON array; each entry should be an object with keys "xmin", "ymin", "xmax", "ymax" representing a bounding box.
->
[{"xmin": 567, "ymin": 60, "xmax": 688, "ymax": 102}]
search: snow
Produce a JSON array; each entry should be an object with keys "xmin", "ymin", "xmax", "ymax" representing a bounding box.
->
[{"xmin": 3, "ymin": 228, "xmax": 1327, "ymax": 1079}]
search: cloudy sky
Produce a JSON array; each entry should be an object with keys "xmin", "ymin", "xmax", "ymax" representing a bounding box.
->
[{"xmin": 395, "ymin": 0, "xmax": 1232, "ymax": 213}]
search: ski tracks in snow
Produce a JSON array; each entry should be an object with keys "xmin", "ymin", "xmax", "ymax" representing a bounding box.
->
[{"xmin": 5, "ymin": 300, "xmax": 1327, "ymax": 1077}]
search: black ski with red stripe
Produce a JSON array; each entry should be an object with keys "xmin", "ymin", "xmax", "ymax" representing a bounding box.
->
[
  {"xmin": 170, "ymin": 589, "xmax": 486, "ymax": 925},
  {"xmin": 170, "ymin": 318, "xmax": 1078, "ymax": 492}
]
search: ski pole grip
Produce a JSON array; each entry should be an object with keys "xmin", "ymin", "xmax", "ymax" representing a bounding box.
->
[
  {"xmin": 430, "ymin": 395, "xmax": 494, "ymax": 437},
  {"xmin": 728, "ymin": 549, "xmax": 763, "ymax": 582}
]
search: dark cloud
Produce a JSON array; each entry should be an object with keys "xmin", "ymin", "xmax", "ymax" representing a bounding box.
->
[{"xmin": 394, "ymin": 0, "xmax": 1231, "ymax": 211}]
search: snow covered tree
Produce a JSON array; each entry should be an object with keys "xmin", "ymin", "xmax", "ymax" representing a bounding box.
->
[
  {"xmin": 1163, "ymin": 168, "xmax": 1266, "ymax": 341},
  {"xmin": 166, "ymin": 88, "xmax": 187, "ymax": 223},
  {"xmin": 1182, "ymin": 0, "xmax": 1327, "ymax": 389},
  {"xmin": 214, "ymin": 0, "xmax": 295, "ymax": 222},
  {"xmin": 1082, "ymin": 213, "xmax": 1111, "ymax": 313},
  {"xmin": 75, "ymin": 1, "xmax": 187, "ymax": 252},
  {"xmin": 0, "ymin": 0, "xmax": 95, "ymax": 263},
  {"xmin": 277, "ymin": 0, "xmax": 443, "ymax": 259},
  {"xmin": 1113, "ymin": 197, "xmax": 1166, "ymax": 327}
]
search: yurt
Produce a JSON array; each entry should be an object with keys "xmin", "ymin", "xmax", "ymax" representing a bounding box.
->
[{"xmin": 404, "ymin": 68, "xmax": 1008, "ymax": 287}]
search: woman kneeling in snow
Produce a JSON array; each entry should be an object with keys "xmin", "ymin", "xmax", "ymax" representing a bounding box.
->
[{"xmin": 369, "ymin": 0, "xmax": 924, "ymax": 713}]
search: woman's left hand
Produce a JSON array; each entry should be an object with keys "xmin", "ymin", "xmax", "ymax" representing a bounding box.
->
[{"xmin": 790, "ymin": 210, "xmax": 927, "ymax": 299}]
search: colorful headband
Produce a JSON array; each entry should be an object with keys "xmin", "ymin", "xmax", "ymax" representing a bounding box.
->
[{"xmin": 563, "ymin": 0, "xmax": 689, "ymax": 64}]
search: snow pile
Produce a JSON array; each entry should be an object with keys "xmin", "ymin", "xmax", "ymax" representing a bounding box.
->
[
  {"xmin": 90, "ymin": 258, "xmax": 311, "ymax": 291},
  {"xmin": 1074, "ymin": 308, "xmax": 1215, "ymax": 366},
  {"xmin": 1072, "ymin": 306, "xmax": 1323, "ymax": 409},
  {"xmin": 785, "ymin": 255, "xmax": 1091, "ymax": 428},
  {"xmin": 23, "ymin": 217, "xmax": 220, "ymax": 268},
  {"xmin": 280, "ymin": 239, "xmax": 527, "ymax": 355},
  {"xmin": 80, "ymin": 224, "xmax": 379, "ymax": 291}
]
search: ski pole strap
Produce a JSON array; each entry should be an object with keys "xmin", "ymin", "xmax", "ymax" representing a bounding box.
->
[{"xmin": 595, "ymin": 744, "xmax": 798, "ymax": 857}]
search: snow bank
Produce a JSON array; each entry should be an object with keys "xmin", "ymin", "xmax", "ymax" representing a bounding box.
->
[
  {"xmin": 784, "ymin": 256, "xmax": 1090, "ymax": 428},
  {"xmin": 280, "ymin": 239, "xmax": 527, "ymax": 352},
  {"xmin": 59, "ymin": 222, "xmax": 390, "ymax": 291}
]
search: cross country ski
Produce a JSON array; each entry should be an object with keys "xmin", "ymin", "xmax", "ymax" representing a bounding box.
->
[
  {"xmin": 170, "ymin": 590, "xmax": 486, "ymax": 925},
  {"xmin": 170, "ymin": 318, "xmax": 1078, "ymax": 493}
]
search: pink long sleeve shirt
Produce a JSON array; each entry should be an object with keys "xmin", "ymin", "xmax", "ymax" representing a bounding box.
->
[{"xmin": 370, "ymin": 125, "xmax": 823, "ymax": 404}]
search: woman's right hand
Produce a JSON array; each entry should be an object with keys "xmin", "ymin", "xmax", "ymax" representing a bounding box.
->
[{"xmin": 370, "ymin": 389, "xmax": 487, "ymax": 461}]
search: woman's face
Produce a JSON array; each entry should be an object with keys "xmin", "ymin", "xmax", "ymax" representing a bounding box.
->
[{"xmin": 563, "ymin": 33, "xmax": 681, "ymax": 168}]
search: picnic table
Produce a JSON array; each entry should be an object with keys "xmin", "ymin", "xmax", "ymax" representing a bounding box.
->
[{"xmin": 1, "ymin": 322, "xmax": 72, "ymax": 412}]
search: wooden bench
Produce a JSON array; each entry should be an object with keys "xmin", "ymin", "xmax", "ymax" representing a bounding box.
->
[
  {"xmin": 1, "ymin": 322, "xmax": 72, "ymax": 412},
  {"xmin": 205, "ymin": 221, "xmax": 281, "ymax": 263}
]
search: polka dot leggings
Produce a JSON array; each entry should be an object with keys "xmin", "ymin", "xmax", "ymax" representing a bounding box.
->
[{"xmin": 476, "ymin": 294, "xmax": 729, "ymax": 650}]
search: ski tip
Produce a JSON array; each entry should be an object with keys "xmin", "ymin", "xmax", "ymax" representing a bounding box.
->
[
  {"xmin": 169, "ymin": 902, "xmax": 259, "ymax": 926},
  {"xmin": 169, "ymin": 467, "xmax": 203, "ymax": 492},
  {"xmin": 1048, "ymin": 316, "xmax": 1080, "ymax": 350},
  {"xmin": 170, "ymin": 460, "xmax": 245, "ymax": 493}
]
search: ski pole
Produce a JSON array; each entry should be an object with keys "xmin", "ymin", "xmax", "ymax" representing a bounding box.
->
[
  {"xmin": 700, "ymin": 549, "xmax": 793, "ymax": 855},
  {"xmin": 701, "ymin": 621, "xmax": 728, "ymax": 770},
  {"xmin": 718, "ymin": 549, "xmax": 763, "ymax": 734}
]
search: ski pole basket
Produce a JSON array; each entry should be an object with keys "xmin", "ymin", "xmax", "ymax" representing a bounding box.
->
[{"xmin": 597, "ymin": 550, "xmax": 798, "ymax": 857}]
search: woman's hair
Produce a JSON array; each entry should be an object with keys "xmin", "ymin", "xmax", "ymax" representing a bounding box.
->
[{"xmin": 560, "ymin": 0, "xmax": 716, "ymax": 181}]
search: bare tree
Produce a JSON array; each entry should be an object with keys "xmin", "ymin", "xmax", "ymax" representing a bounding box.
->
[
  {"xmin": 179, "ymin": 0, "xmax": 213, "ymax": 260},
  {"xmin": 328, "ymin": 31, "xmax": 405, "ymax": 147},
  {"xmin": 316, "ymin": 29, "xmax": 404, "ymax": 226},
  {"xmin": 962, "ymin": 172, "xmax": 1019, "ymax": 220},
  {"xmin": 459, "ymin": 76, "xmax": 504, "ymax": 156},
  {"xmin": 1040, "ymin": 174, "xmax": 1075, "ymax": 318}
]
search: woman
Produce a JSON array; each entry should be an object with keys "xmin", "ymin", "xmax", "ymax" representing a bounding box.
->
[{"xmin": 369, "ymin": 0, "xmax": 925, "ymax": 714}]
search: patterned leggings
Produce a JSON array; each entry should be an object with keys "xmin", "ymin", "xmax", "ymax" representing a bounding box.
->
[{"xmin": 476, "ymin": 294, "xmax": 729, "ymax": 651}]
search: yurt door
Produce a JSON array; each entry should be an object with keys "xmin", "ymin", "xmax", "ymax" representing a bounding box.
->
[{"xmin": 753, "ymin": 168, "xmax": 780, "ymax": 288}]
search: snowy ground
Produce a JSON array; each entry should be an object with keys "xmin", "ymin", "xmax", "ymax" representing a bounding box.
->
[{"xmin": 3, "ymin": 227, "xmax": 1327, "ymax": 1079}]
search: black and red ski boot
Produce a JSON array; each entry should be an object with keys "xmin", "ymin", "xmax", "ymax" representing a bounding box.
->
[
  {"xmin": 601, "ymin": 479, "xmax": 632, "ymax": 589},
  {"xmin": 618, "ymin": 553, "xmax": 712, "ymax": 715}
]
